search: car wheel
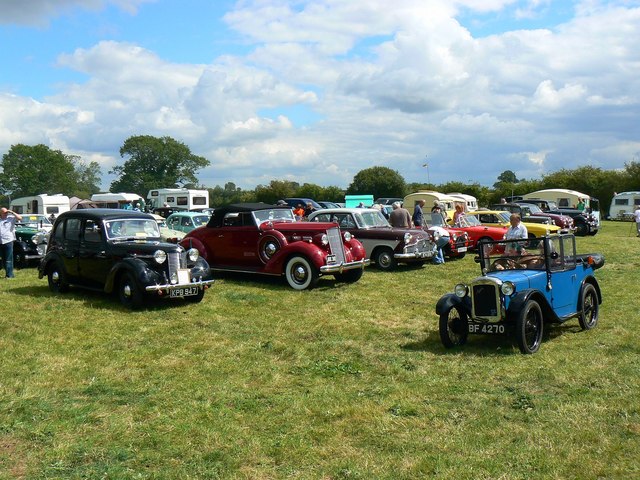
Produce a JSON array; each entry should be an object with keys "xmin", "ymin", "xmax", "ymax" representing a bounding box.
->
[
  {"xmin": 285, "ymin": 255, "xmax": 319, "ymax": 290},
  {"xmin": 14, "ymin": 252, "xmax": 26, "ymax": 269},
  {"xmin": 118, "ymin": 272, "xmax": 144, "ymax": 310},
  {"xmin": 374, "ymin": 248, "xmax": 397, "ymax": 271},
  {"xmin": 439, "ymin": 306, "xmax": 468, "ymax": 348},
  {"xmin": 476, "ymin": 236, "xmax": 493, "ymax": 251},
  {"xmin": 579, "ymin": 283, "xmax": 599, "ymax": 330},
  {"xmin": 575, "ymin": 223, "xmax": 589, "ymax": 236},
  {"xmin": 185, "ymin": 288, "xmax": 205, "ymax": 303},
  {"xmin": 47, "ymin": 261, "xmax": 70, "ymax": 294},
  {"xmin": 516, "ymin": 299, "xmax": 543, "ymax": 354},
  {"xmin": 334, "ymin": 268, "xmax": 363, "ymax": 283}
]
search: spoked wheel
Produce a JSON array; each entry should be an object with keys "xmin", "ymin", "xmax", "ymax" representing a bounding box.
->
[
  {"xmin": 47, "ymin": 262, "xmax": 70, "ymax": 293},
  {"xmin": 374, "ymin": 248, "xmax": 397, "ymax": 271},
  {"xmin": 439, "ymin": 306, "xmax": 468, "ymax": 348},
  {"xmin": 516, "ymin": 299, "xmax": 543, "ymax": 354},
  {"xmin": 579, "ymin": 284, "xmax": 599, "ymax": 330},
  {"xmin": 285, "ymin": 255, "xmax": 319, "ymax": 290},
  {"xmin": 118, "ymin": 272, "xmax": 144, "ymax": 309}
]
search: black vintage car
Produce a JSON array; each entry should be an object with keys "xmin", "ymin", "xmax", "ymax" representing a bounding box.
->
[{"xmin": 38, "ymin": 209, "xmax": 215, "ymax": 309}]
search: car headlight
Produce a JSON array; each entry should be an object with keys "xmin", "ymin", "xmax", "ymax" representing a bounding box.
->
[
  {"xmin": 320, "ymin": 234, "xmax": 329, "ymax": 246},
  {"xmin": 187, "ymin": 248, "xmax": 199, "ymax": 262},
  {"xmin": 454, "ymin": 283, "xmax": 468, "ymax": 298},
  {"xmin": 404, "ymin": 232, "xmax": 412, "ymax": 243},
  {"xmin": 343, "ymin": 231, "xmax": 352, "ymax": 242},
  {"xmin": 432, "ymin": 231, "xmax": 440, "ymax": 242},
  {"xmin": 153, "ymin": 250, "xmax": 167, "ymax": 264},
  {"xmin": 501, "ymin": 281, "xmax": 515, "ymax": 296}
]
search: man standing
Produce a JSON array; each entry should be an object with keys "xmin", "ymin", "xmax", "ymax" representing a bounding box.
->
[
  {"xmin": 412, "ymin": 199, "xmax": 425, "ymax": 228},
  {"xmin": 504, "ymin": 213, "xmax": 528, "ymax": 255},
  {"xmin": 0, "ymin": 207, "xmax": 23, "ymax": 279},
  {"xmin": 389, "ymin": 202, "xmax": 412, "ymax": 228},
  {"xmin": 634, "ymin": 204, "xmax": 640, "ymax": 237}
]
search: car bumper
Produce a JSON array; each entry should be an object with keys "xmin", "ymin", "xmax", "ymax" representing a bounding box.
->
[
  {"xmin": 395, "ymin": 250, "xmax": 434, "ymax": 259},
  {"xmin": 320, "ymin": 258, "xmax": 370, "ymax": 274},
  {"xmin": 145, "ymin": 278, "xmax": 215, "ymax": 293}
]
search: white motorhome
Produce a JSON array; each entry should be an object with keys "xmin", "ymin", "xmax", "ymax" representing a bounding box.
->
[
  {"xmin": 10, "ymin": 194, "xmax": 70, "ymax": 217},
  {"xmin": 608, "ymin": 191, "xmax": 640, "ymax": 220},
  {"xmin": 147, "ymin": 188, "xmax": 209, "ymax": 211},
  {"xmin": 447, "ymin": 192, "xmax": 478, "ymax": 211},
  {"xmin": 403, "ymin": 191, "xmax": 464, "ymax": 221},
  {"xmin": 522, "ymin": 189, "xmax": 601, "ymax": 225},
  {"xmin": 91, "ymin": 193, "xmax": 145, "ymax": 210}
]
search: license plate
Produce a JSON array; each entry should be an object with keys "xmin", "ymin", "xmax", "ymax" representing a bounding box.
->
[
  {"xmin": 457, "ymin": 246, "xmax": 467, "ymax": 253},
  {"xmin": 326, "ymin": 254, "xmax": 336, "ymax": 264},
  {"xmin": 468, "ymin": 323, "xmax": 505, "ymax": 334},
  {"xmin": 170, "ymin": 286, "xmax": 200, "ymax": 297}
]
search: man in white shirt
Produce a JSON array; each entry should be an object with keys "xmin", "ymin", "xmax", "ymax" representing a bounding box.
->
[
  {"xmin": 504, "ymin": 213, "xmax": 528, "ymax": 255},
  {"xmin": 0, "ymin": 207, "xmax": 23, "ymax": 279},
  {"xmin": 634, "ymin": 206, "xmax": 640, "ymax": 237}
]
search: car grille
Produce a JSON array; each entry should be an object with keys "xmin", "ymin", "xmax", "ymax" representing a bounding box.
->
[
  {"xmin": 168, "ymin": 251, "xmax": 183, "ymax": 277},
  {"xmin": 327, "ymin": 227, "xmax": 346, "ymax": 263},
  {"xmin": 406, "ymin": 238, "xmax": 431, "ymax": 254},
  {"xmin": 454, "ymin": 235, "xmax": 467, "ymax": 248},
  {"xmin": 472, "ymin": 283, "xmax": 499, "ymax": 317}
]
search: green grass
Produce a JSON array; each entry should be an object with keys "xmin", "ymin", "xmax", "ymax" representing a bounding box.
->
[{"xmin": 1, "ymin": 221, "xmax": 639, "ymax": 479}]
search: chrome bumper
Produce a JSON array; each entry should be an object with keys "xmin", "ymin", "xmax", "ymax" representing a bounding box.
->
[
  {"xmin": 320, "ymin": 258, "xmax": 370, "ymax": 274},
  {"xmin": 395, "ymin": 250, "xmax": 434, "ymax": 259},
  {"xmin": 145, "ymin": 278, "xmax": 215, "ymax": 293}
]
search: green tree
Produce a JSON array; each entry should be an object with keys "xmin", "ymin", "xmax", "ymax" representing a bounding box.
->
[
  {"xmin": 0, "ymin": 144, "xmax": 101, "ymax": 198},
  {"xmin": 109, "ymin": 135, "xmax": 209, "ymax": 197},
  {"xmin": 346, "ymin": 166, "xmax": 406, "ymax": 199},
  {"xmin": 254, "ymin": 180, "xmax": 299, "ymax": 204},
  {"xmin": 319, "ymin": 186, "xmax": 346, "ymax": 203}
]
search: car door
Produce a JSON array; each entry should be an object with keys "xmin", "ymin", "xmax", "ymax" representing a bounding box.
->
[
  {"xmin": 59, "ymin": 217, "xmax": 82, "ymax": 279},
  {"xmin": 78, "ymin": 219, "xmax": 112, "ymax": 288},
  {"xmin": 211, "ymin": 212, "xmax": 261, "ymax": 268},
  {"xmin": 547, "ymin": 236, "xmax": 580, "ymax": 317}
]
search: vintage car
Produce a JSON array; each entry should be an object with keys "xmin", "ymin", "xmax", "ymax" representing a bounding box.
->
[
  {"xmin": 307, "ymin": 208, "xmax": 436, "ymax": 270},
  {"xmin": 424, "ymin": 212, "xmax": 470, "ymax": 258},
  {"xmin": 491, "ymin": 202, "xmax": 567, "ymax": 228},
  {"xmin": 151, "ymin": 214, "xmax": 186, "ymax": 243},
  {"xmin": 445, "ymin": 214, "xmax": 509, "ymax": 250},
  {"xmin": 17, "ymin": 214, "xmax": 54, "ymax": 232},
  {"xmin": 509, "ymin": 202, "xmax": 575, "ymax": 231},
  {"xmin": 466, "ymin": 210, "xmax": 561, "ymax": 238},
  {"xmin": 436, "ymin": 234, "xmax": 604, "ymax": 354},
  {"xmin": 180, "ymin": 203, "xmax": 369, "ymax": 290},
  {"xmin": 166, "ymin": 211, "xmax": 210, "ymax": 233},
  {"xmin": 38, "ymin": 209, "xmax": 214, "ymax": 309},
  {"xmin": 13, "ymin": 224, "xmax": 48, "ymax": 268}
]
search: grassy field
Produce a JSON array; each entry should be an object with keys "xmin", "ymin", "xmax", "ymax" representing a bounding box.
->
[{"xmin": 1, "ymin": 221, "xmax": 639, "ymax": 479}]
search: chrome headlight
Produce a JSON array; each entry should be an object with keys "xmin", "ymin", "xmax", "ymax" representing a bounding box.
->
[
  {"xmin": 404, "ymin": 232, "xmax": 412, "ymax": 243},
  {"xmin": 343, "ymin": 231, "xmax": 352, "ymax": 242},
  {"xmin": 432, "ymin": 231, "xmax": 440, "ymax": 242},
  {"xmin": 187, "ymin": 248, "xmax": 199, "ymax": 262},
  {"xmin": 501, "ymin": 281, "xmax": 515, "ymax": 296},
  {"xmin": 153, "ymin": 250, "xmax": 167, "ymax": 264},
  {"xmin": 454, "ymin": 283, "xmax": 468, "ymax": 298},
  {"xmin": 170, "ymin": 272, "xmax": 178, "ymax": 285},
  {"xmin": 320, "ymin": 234, "xmax": 329, "ymax": 246}
]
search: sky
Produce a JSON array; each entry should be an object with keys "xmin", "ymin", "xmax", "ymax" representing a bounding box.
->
[{"xmin": 1, "ymin": 0, "xmax": 639, "ymax": 192}]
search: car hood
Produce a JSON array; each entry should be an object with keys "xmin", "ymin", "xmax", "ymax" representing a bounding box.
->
[
  {"xmin": 269, "ymin": 221, "xmax": 344, "ymax": 233},
  {"xmin": 486, "ymin": 269, "xmax": 547, "ymax": 286},
  {"xmin": 108, "ymin": 240, "xmax": 186, "ymax": 255}
]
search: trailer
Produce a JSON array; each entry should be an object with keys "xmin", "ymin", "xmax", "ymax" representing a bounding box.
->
[
  {"xmin": 521, "ymin": 189, "xmax": 601, "ymax": 225},
  {"xmin": 447, "ymin": 192, "xmax": 478, "ymax": 211},
  {"xmin": 608, "ymin": 191, "xmax": 640, "ymax": 221},
  {"xmin": 147, "ymin": 188, "xmax": 209, "ymax": 211},
  {"xmin": 91, "ymin": 193, "xmax": 146, "ymax": 210},
  {"xmin": 403, "ymin": 191, "xmax": 464, "ymax": 221},
  {"xmin": 10, "ymin": 194, "xmax": 70, "ymax": 217}
]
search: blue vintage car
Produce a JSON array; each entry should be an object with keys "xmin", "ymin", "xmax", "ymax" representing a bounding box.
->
[{"xmin": 435, "ymin": 234, "xmax": 604, "ymax": 354}]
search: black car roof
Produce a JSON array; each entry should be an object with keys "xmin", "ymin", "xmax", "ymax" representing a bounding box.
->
[
  {"xmin": 207, "ymin": 203, "xmax": 284, "ymax": 227},
  {"xmin": 56, "ymin": 209, "xmax": 154, "ymax": 221}
]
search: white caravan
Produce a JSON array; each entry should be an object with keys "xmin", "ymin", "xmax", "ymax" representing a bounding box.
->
[
  {"xmin": 91, "ymin": 192, "xmax": 146, "ymax": 210},
  {"xmin": 522, "ymin": 188, "xmax": 601, "ymax": 225},
  {"xmin": 447, "ymin": 192, "xmax": 478, "ymax": 211},
  {"xmin": 403, "ymin": 191, "xmax": 464, "ymax": 221},
  {"xmin": 146, "ymin": 188, "xmax": 209, "ymax": 211},
  {"xmin": 10, "ymin": 194, "xmax": 70, "ymax": 217},
  {"xmin": 608, "ymin": 191, "xmax": 640, "ymax": 220}
]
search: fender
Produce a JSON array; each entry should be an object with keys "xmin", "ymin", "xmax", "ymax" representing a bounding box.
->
[
  {"xmin": 435, "ymin": 293, "xmax": 472, "ymax": 316},
  {"xmin": 179, "ymin": 237, "xmax": 209, "ymax": 263},
  {"xmin": 506, "ymin": 289, "xmax": 558, "ymax": 323},
  {"xmin": 104, "ymin": 257, "xmax": 160, "ymax": 294},
  {"xmin": 576, "ymin": 276, "xmax": 603, "ymax": 312},
  {"xmin": 263, "ymin": 242, "xmax": 327, "ymax": 275},
  {"xmin": 258, "ymin": 230, "xmax": 288, "ymax": 264},
  {"xmin": 38, "ymin": 252, "xmax": 64, "ymax": 279}
]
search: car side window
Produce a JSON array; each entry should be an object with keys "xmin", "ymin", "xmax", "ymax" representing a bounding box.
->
[
  {"xmin": 335, "ymin": 214, "xmax": 356, "ymax": 228},
  {"xmin": 312, "ymin": 213, "xmax": 331, "ymax": 222},
  {"xmin": 223, "ymin": 214, "xmax": 241, "ymax": 227},
  {"xmin": 65, "ymin": 218, "xmax": 81, "ymax": 240},
  {"xmin": 83, "ymin": 220, "xmax": 102, "ymax": 243},
  {"xmin": 181, "ymin": 217, "xmax": 191, "ymax": 227}
]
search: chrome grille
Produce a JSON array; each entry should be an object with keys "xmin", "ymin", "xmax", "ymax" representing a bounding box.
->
[
  {"xmin": 168, "ymin": 251, "xmax": 182, "ymax": 276},
  {"xmin": 327, "ymin": 227, "xmax": 346, "ymax": 263},
  {"xmin": 471, "ymin": 283, "xmax": 500, "ymax": 318}
]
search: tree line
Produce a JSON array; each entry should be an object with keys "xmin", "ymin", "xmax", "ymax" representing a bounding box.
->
[{"xmin": 1, "ymin": 135, "xmax": 638, "ymax": 215}]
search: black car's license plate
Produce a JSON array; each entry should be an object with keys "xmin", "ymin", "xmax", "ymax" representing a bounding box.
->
[
  {"xmin": 468, "ymin": 323, "xmax": 505, "ymax": 334},
  {"xmin": 170, "ymin": 286, "xmax": 200, "ymax": 297}
]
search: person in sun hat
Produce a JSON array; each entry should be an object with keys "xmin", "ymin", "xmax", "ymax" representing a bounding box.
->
[{"xmin": 0, "ymin": 206, "xmax": 23, "ymax": 279}]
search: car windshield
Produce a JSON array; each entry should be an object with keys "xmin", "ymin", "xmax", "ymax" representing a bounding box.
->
[
  {"xmin": 496, "ymin": 211, "xmax": 512, "ymax": 223},
  {"xmin": 253, "ymin": 208, "xmax": 295, "ymax": 223},
  {"xmin": 480, "ymin": 237, "xmax": 548, "ymax": 272},
  {"xmin": 193, "ymin": 215, "xmax": 209, "ymax": 227},
  {"xmin": 456, "ymin": 215, "xmax": 482, "ymax": 227},
  {"xmin": 426, "ymin": 212, "xmax": 448, "ymax": 227},
  {"xmin": 522, "ymin": 204, "xmax": 543, "ymax": 214},
  {"xmin": 356, "ymin": 211, "xmax": 390, "ymax": 228},
  {"xmin": 18, "ymin": 215, "xmax": 52, "ymax": 228},
  {"xmin": 105, "ymin": 219, "xmax": 160, "ymax": 239}
]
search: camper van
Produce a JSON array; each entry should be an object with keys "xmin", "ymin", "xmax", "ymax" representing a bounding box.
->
[
  {"xmin": 522, "ymin": 189, "xmax": 601, "ymax": 225},
  {"xmin": 91, "ymin": 193, "xmax": 146, "ymax": 210},
  {"xmin": 10, "ymin": 194, "xmax": 70, "ymax": 217},
  {"xmin": 147, "ymin": 188, "xmax": 209, "ymax": 211},
  {"xmin": 403, "ymin": 191, "xmax": 464, "ymax": 221},
  {"xmin": 447, "ymin": 192, "xmax": 478, "ymax": 211},
  {"xmin": 608, "ymin": 191, "xmax": 640, "ymax": 221}
]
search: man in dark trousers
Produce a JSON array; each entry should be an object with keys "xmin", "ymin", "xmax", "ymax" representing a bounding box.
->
[
  {"xmin": 412, "ymin": 199, "xmax": 425, "ymax": 227},
  {"xmin": 0, "ymin": 207, "xmax": 23, "ymax": 279}
]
